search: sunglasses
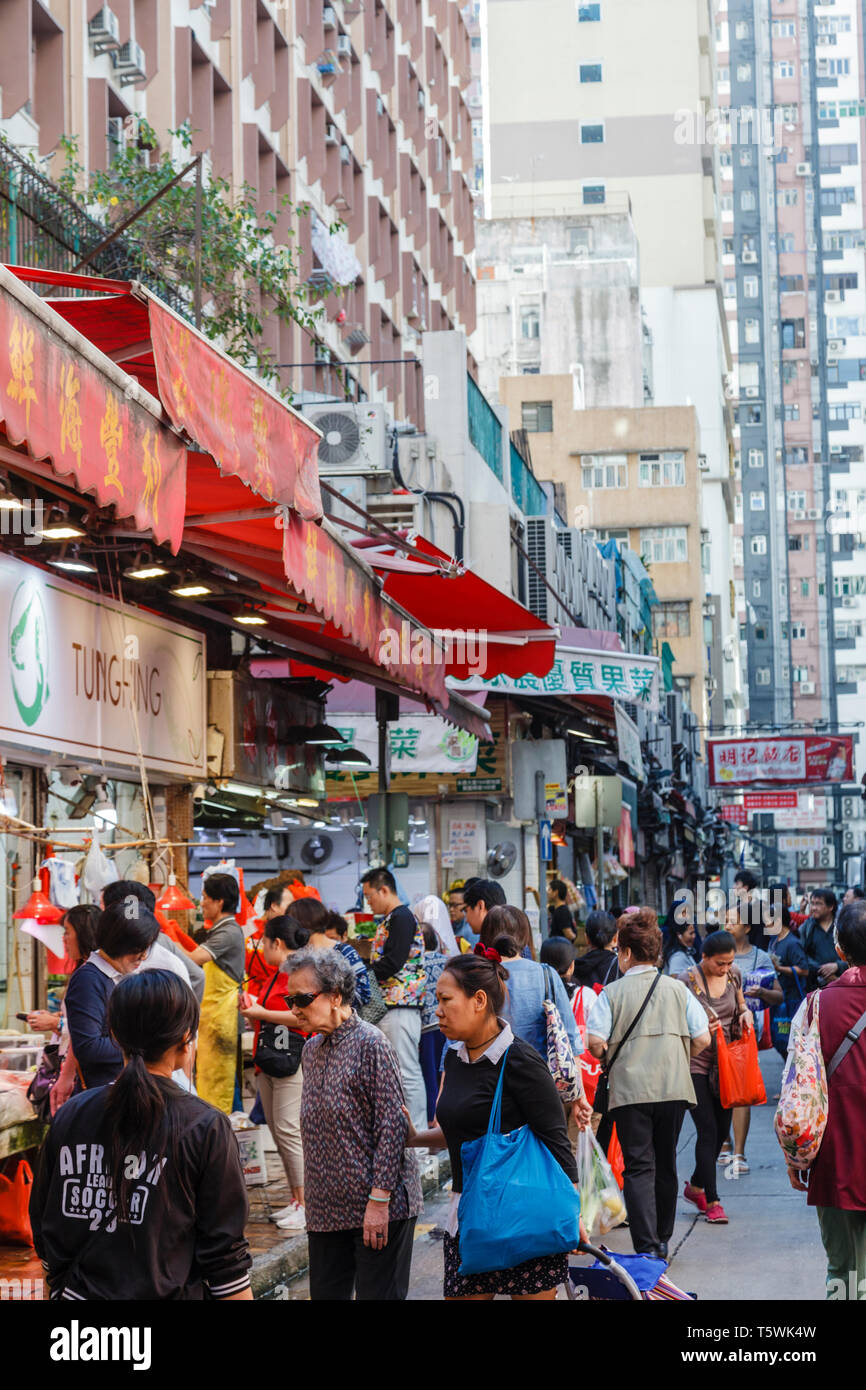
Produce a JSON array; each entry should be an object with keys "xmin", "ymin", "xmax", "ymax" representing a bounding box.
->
[{"xmin": 285, "ymin": 990, "xmax": 323, "ymax": 1009}]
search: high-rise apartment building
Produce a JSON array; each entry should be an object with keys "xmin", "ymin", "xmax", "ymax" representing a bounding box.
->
[
  {"xmin": 722, "ymin": 0, "xmax": 866, "ymax": 790},
  {"xmin": 0, "ymin": 0, "xmax": 476, "ymax": 429}
]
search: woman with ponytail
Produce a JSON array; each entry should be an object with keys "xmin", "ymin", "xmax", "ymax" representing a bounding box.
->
[{"xmin": 30, "ymin": 970, "xmax": 252, "ymax": 1301}]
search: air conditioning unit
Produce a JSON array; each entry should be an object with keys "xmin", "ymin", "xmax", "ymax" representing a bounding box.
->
[
  {"xmin": 525, "ymin": 517, "xmax": 561, "ymax": 623},
  {"xmin": 302, "ymin": 402, "xmax": 390, "ymax": 474},
  {"xmin": 826, "ymin": 290, "xmax": 843, "ymax": 302},
  {"xmin": 111, "ymin": 39, "xmax": 147, "ymax": 85},
  {"xmin": 313, "ymin": 343, "xmax": 332, "ymax": 364},
  {"xmin": 742, "ymin": 250, "xmax": 758, "ymax": 263},
  {"xmin": 828, "ymin": 339, "xmax": 845, "ymax": 353},
  {"xmin": 817, "ymin": 59, "xmax": 830, "ymax": 76},
  {"xmin": 830, "ymin": 443, "xmax": 843, "ymax": 454},
  {"xmin": 699, "ymin": 453, "xmax": 709, "ymax": 471},
  {"xmin": 325, "ymin": 124, "xmax": 340, "ymax": 146},
  {"xmin": 745, "ymin": 386, "xmax": 760, "ymax": 398},
  {"xmin": 323, "ymin": 6, "xmax": 337, "ymax": 29},
  {"xmin": 337, "ymin": 34, "xmax": 352, "ymax": 56},
  {"xmin": 88, "ymin": 5, "xmax": 120, "ymax": 52},
  {"xmin": 841, "ymin": 596, "xmax": 858, "ymax": 608},
  {"xmin": 798, "ymin": 681, "xmax": 816, "ymax": 695},
  {"xmin": 340, "ymin": 144, "xmax": 351, "ymax": 165},
  {"xmin": 796, "ymin": 162, "xmax": 812, "ymax": 176},
  {"xmin": 376, "ymin": 95, "xmax": 385, "ymax": 117},
  {"xmin": 807, "ymin": 508, "xmax": 821, "ymax": 519},
  {"xmin": 793, "ymin": 509, "xmax": 807, "ymax": 520}
]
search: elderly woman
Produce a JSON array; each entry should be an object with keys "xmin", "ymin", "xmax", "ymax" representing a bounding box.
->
[
  {"xmin": 588, "ymin": 909, "xmax": 711, "ymax": 1259},
  {"xmin": 283, "ymin": 947, "xmax": 422, "ymax": 1301}
]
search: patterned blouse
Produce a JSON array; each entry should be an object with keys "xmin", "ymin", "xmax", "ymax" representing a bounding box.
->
[{"xmin": 300, "ymin": 1012, "xmax": 423, "ymax": 1233}]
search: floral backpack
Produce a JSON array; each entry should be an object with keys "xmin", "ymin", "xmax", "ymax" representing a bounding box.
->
[{"xmin": 774, "ymin": 991, "xmax": 828, "ymax": 1170}]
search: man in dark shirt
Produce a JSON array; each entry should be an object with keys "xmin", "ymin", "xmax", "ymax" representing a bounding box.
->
[
  {"xmin": 362, "ymin": 867, "xmax": 428, "ymax": 1129},
  {"xmin": 547, "ymin": 879, "xmax": 575, "ymax": 940},
  {"xmin": 801, "ymin": 889, "xmax": 845, "ymax": 989}
]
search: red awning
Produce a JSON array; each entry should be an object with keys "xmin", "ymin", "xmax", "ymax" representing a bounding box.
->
[
  {"xmin": 5, "ymin": 265, "xmax": 323, "ymax": 522},
  {"xmin": 353, "ymin": 534, "xmax": 558, "ymax": 681}
]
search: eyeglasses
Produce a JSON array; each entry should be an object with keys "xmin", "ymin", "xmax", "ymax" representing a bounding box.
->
[{"xmin": 285, "ymin": 990, "xmax": 323, "ymax": 1009}]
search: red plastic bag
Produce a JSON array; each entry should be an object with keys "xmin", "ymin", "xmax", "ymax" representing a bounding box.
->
[
  {"xmin": 573, "ymin": 991, "xmax": 601, "ymax": 1106},
  {"xmin": 0, "ymin": 1158, "xmax": 34, "ymax": 1246},
  {"xmin": 716, "ymin": 1023, "xmax": 767, "ymax": 1109},
  {"xmin": 757, "ymin": 1007, "xmax": 773, "ymax": 1052},
  {"xmin": 607, "ymin": 1125, "xmax": 625, "ymax": 1191}
]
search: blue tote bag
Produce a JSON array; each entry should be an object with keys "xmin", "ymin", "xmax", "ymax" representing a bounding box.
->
[{"xmin": 457, "ymin": 1046, "xmax": 582, "ymax": 1276}]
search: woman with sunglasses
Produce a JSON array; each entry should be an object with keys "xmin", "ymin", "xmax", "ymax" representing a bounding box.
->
[
  {"xmin": 282, "ymin": 946, "xmax": 422, "ymax": 1301},
  {"xmin": 30, "ymin": 970, "xmax": 252, "ymax": 1300}
]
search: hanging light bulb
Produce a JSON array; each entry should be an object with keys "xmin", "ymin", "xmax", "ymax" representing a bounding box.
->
[{"xmin": 13, "ymin": 878, "xmax": 64, "ymax": 924}]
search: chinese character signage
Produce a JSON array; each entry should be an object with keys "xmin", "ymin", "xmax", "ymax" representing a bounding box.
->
[
  {"xmin": 452, "ymin": 647, "xmax": 660, "ymax": 711},
  {"xmin": 0, "ymin": 277, "xmax": 187, "ymax": 549},
  {"xmin": 327, "ymin": 715, "xmax": 479, "ymax": 774},
  {"xmin": 708, "ymin": 736, "xmax": 854, "ymax": 788}
]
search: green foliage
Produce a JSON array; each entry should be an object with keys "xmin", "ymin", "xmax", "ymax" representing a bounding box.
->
[{"xmin": 57, "ymin": 123, "xmax": 332, "ymax": 392}]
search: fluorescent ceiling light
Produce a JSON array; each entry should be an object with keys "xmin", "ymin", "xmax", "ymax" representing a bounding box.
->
[
  {"xmin": 49, "ymin": 558, "xmax": 97, "ymax": 574},
  {"xmin": 126, "ymin": 564, "xmax": 169, "ymax": 580},
  {"xmin": 171, "ymin": 582, "xmax": 212, "ymax": 597}
]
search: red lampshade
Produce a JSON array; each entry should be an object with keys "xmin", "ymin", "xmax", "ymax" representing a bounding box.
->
[
  {"xmin": 155, "ymin": 874, "xmax": 196, "ymax": 912},
  {"xmin": 14, "ymin": 878, "xmax": 64, "ymax": 923}
]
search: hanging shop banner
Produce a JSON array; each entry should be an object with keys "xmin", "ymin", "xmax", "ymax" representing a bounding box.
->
[
  {"xmin": 708, "ymin": 735, "xmax": 854, "ymax": 787},
  {"xmin": 0, "ymin": 269, "xmax": 187, "ymax": 549},
  {"xmin": 328, "ymin": 715, "xmax": 479, "ymax": 774},
  {"xmin": 207, "ymin": 671, "xmax": 325, "ymax": 796},
  {"xmin": 743, "ymin": 792, "xmax": 799, "ymax": 809},
  {"xmin": 614, "ymin": 704, "xmax": 645, "ymax": 780},
  {"xmin": 282, "ymin": 513, "xmax": 448, "ymax": 704},
  {"xmin": 770, "ymin": 795, "xmax": 827, "ymax": 831},
  {"xmin": 147, "ymin": 295, "xmax": 322, "ymax": 520},
  {"xmin": 720, "ymin": 805, "xmax": 748, "ymax": 825},
  {"xmin": 452, "ymin": 646, "xmax": 660, "ymax": 711},
  {"xmin": 0, "ymin": 552, "xmax": 205, "ymax": 777}
]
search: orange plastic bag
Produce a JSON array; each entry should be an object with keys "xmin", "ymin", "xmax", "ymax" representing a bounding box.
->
[
  {"xmin": 607, "ymin": 1125, "xmax": 625, "ymax": 1191},
  {"xmin": 0, "ymin": 1158, "xmax": 34, "ymax": 1246},
  {"xmin": 716, "ymin": 1023, "xmax": 767, "ymax": 1109}
]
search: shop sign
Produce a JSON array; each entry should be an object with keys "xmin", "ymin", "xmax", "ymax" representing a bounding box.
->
[
  {"xmin": 328, "ymin": 715, "xmax": 479, "ymax": 774},
  {"xmin": 452, "ymin": 646, "xmax": 660, "ymax": 711},
  {"xmin": 708, "ymin": 735, "xmax": 854, "ymax": 787},
  {"xmin": 545, "ymin": 781, "xmax": 567, "ymax": 816},
  {"xmin": 743, "ymin": 792, "xmax": 799, "ymax": 809},
  {"xmin": 457, "ymin": 777, "xmax": 502, "ymax": 793},
  {"xmin": 0, "ymin": 553, "xmax": 205, "ymax": 776},
  {"xmin": 765, "ymin": 795, "xmax": 827, "ymax": 831}
]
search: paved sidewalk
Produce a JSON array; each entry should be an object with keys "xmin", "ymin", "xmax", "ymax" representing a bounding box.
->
[{"xmin": 600, "ymin": 1048, "xmax": 827, "ymax": 1300}]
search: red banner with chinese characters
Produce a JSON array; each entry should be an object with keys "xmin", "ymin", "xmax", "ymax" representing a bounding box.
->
[
  {"xmin": 0, "ymin": 278, "xmax": 187, "ymax": 549},
  {"xmin": 708, "ymin": 735, "xmax": 854, "ymax": 788},
  {"xmin": 148, "ymin": 298, "xmax": 322, "ymax": 520},
  {"xmin": 742, "ymin": 791, "xmax": 799, "ymax": 809},
  {"xmin": 719, "ymin": 805, "xmax": 748, "ymax": 825},
  {"xmin": 282, "ymin": 512, "xmax": 447, "ymax": 703}
]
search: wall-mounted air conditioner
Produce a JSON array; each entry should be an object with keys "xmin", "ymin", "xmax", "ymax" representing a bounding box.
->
[
  {"xmin": 828, "ymin": 339, "xmax": 845, "ymax": 353},
  {"xmin": 841, "ymin": 596, "xmax": 858, "ymax": 608},
  {"xmin": 111, "ymin": 40, "xmax": 147, "ymax": 85},
  {"xmin": 340, "ymin": 144, "xmax": 352, "ymax": 165},
  {"xmin": 314, "ymin": 343, "xmax": 331, "ymax": 364},
  {"xmin": 807, "ymin": 509, "xmax": 821, "ymax": 520},
  {"xmin": 88, "ymin": 6, "xmax": 120, "ymax": 52},
  {"xmin": 793, "ymin": 510, "xmax": 807, "ymax": 520},
  {"xmin": 798, "ymin": 681, "xmax": 816, "ymax": 695},
  {"xmin": 742, "ymin": 250, "xmax": 758, "ymax": 264},
  {"xmin": 337, "ymin": 34, "xmax": 352, "ymax": 56},
  {"xmin": 796, "ymin": 163, "xmax": 812, "ymax": 176},
  {"xmin": 302, "ymin": 402, "xmax": 390, "ymax": 474},
  {"xmin": 745, "ymin": 386, "xmax": 759, "ymax": 397},
  {"xmin": 826, "ymin": 290, "xmax": 842, "ymax": 302},
  {"xmin": 323, "ymin": 7, "xmax": 337, "ymax": 29},
  {"xmin": 325, "ymin": 124, "xmax": 341, "ymax": 146}
]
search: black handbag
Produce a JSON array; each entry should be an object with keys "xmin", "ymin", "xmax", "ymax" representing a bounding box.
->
[
  {"xmin": 594, "ymin": 972, "xmax": 661, "ymax": 1116},
  {"xmin": 26, "ymin": 1043, "xmax": 62, "ymax": 1123},
  {"xmin": 254, "ymin": 973, "xmax": 304, "ymax": 1078}
]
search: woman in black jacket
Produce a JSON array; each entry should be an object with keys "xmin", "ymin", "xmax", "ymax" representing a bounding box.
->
[
  {"xmin": 572, "ymin": 911, "xmax": 620, "ymax": 988},
  {"xmin": 406, "ymin": 953, "xmax": 584, "ymax": 1301},
  {"xmin": 30, "ymin": 970, "xmax": 252, "ymax": 1301}
]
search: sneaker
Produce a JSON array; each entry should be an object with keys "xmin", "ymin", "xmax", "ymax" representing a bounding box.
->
[
  {"xmin": 725, "ymin": 1154, "xmax": 750, "ymax": 1178},
  {"xmin": 271, "ymin": 1203, "xmax": 297, "ymax": 1223},
  {"xmin": 683, "ymin": 1182, "xmax": 707, "ymax": 1214},
  {"xmin": 706, "ymin": 1202, "xmax": 729, "ymax": 1224},
  {"xmin": 276, "ymin": 1203, "xmax": 307, "ymax": 1232}
]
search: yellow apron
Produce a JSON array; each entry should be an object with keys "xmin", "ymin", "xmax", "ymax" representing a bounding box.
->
[{"xmin": 197, "ymin": 958, "xmax": 239, "ymax": 1114}]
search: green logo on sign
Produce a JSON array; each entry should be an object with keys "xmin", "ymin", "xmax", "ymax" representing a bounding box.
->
[{"xmin": 9, "ymin": 580, "xmax": 49, "ymax": 727}]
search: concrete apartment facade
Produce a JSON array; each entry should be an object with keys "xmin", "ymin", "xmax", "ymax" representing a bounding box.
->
[
  {"xmin": 498, "ymin": 377, "xmax": 707, "ymax": 724},
  {"xmin": 0, "ymin": 0, "xmax": 477, "ymax": 428}
]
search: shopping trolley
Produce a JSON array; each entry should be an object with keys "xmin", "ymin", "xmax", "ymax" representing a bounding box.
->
[{"xmin": 565, "ymin": 1242, "xmax": 697, "ymax": 1301}]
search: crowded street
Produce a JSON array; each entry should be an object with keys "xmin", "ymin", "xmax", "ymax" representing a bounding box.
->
[{"xmin": 1, "ymin": 0, "xmax": 866, "ymax": 1368}]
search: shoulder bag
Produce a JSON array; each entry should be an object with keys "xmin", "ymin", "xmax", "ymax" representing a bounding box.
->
[
  {"xmin": 254, "ymin": 972, "xmax": 304, "ymax": 1078},
  {"xmin": 689, "ymin": 965, "xmax": 744, "ymax": 1098},
  {"xmin": 593, "ymin": 971, "xmax": 661, "ymax": 1117},
  {"xmin": 358, "ymin": 967, "xmax": 388, "ymax": 1025},
  {"xmin": 541, "ymin": 964, "xmax": 580, "ymax": 1101}
]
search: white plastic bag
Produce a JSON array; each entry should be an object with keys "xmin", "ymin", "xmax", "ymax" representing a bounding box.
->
[{"xmin": 576, "ymin": 1127, "xmax": 627, "ymax": 1236}]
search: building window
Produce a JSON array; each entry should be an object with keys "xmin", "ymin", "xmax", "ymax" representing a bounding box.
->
[
  {"xmin": 830, "ymin": 403, "xmax": 861, "ymax": 421},
  {"xmin": 578, "ymin": 2, "xmax": 601, "ymax": 18},
  {"xmin": 752, "ymin": 580, "xmax": 762, "ymax": 599},
  {"xmin": 733, "ymin": 536, "xmax": 744, "ymax": 566},
  {"xmin": 579, "ymin": 63, "xmax": 602, "ymax": 82},
  {"xmin": 788, "ymin": 491, "xmax": 806, "ymax": 510},
  {"xmin": 782, "ymin": 317, "xmax": 806, "ymax": 350},
  {"xmin": 520, "ymin": 307, "xmax": 540, "ymax": 339},
  {"xmin": 521, "ymin": 401, "xmax": 553, "ymax": 432},
  {"xmin": 750, "ymin": 490, "xmax": 766, "ymax": 511},
  {"xmin": 737, "ymin": 64, "xmax": 752, "ymax": 82},
  {"xmin": 783, "ymin": 404, "xmax": 800, "ymax": 421},
  {"xmin": 743, "ymin": 276, "xmax": 759, "ymax": 299},
  {"xmin": 751, "ymin": 535, "xmax": 767, "ymax": 555},
  {"xmin": 595, "ymin": 527, "xmax": 630, "ymax": 548},
  {"xmin": 774, "ymin": 61, "xmax": 796, "ymax": 79},
  {"xmin": 827, "ymin": 59, "xmax": 851, "ymax": 76},
  {"xmin": 788, "ymin": 535, "xmax": 802, "ymax": 552},
  {"xmin": 581, "ymin": 454, "xmax": 627, "ymax": 489},
  {"xmin": 748, "ymin": 448, "xmax": 764, "ymax": 469},
  {"xmin": 772, "ymin": 20, "xmax": 796, "ymax": 37},
  {"xmin": 640, "ymin": 526, "xmax": 688, "ymax": 564},
  {"xmin": 735, "ymin": 20, "xmax": 750, "ymax": 39},
  {"xmin": 652, "ymin": 601, "xmax": 691, "ymax": 638},
  {"xmin": 755, "ymin": 668, "xmax": 771, "ymax": 686},
  {"xmin": 638, "ymin": 452, "xmax": 685, "ymax": 487},
  {"xmin": 568, "ymin": 226, "xmax": 592, "ymax": 254},
  {"xmin": 801, "ymin": 579, "xmax": 810, "ymax": 598},
  {"xmin": 582, "ymin": 183, "xmax": 605, "ymax": 205},
  {"xmin": 744, "ymin": 318, "xmax": 760, "ymax": 344},
  {"xmin": 780, "ymin": 189, "xmax": 799, "ymax": 206},
  {"xmin": 792, "ymin": 623, "xmax": 807, "ymax": 640},
  {"xmin": 741, "ymin": 190, "xmax": 756, "ymax": 211},
  {"xmin": 580, "ymin": 122, "xmax": 605, "ymax": 143}
]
